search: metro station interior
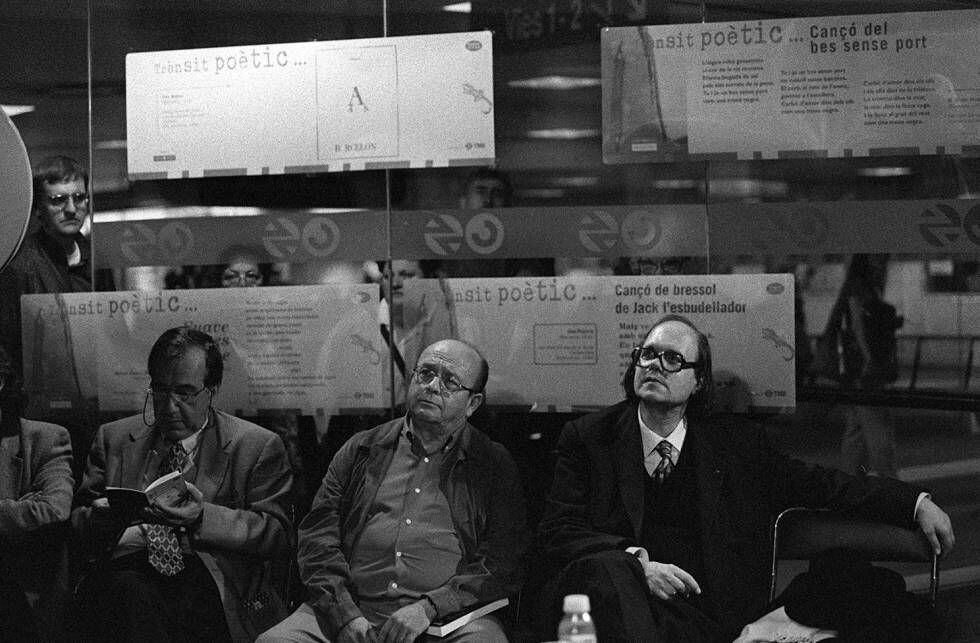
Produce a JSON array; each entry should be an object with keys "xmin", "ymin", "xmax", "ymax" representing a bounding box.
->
[{"xmin": 2, "ymin": 0, "xmax": 979, "ymax": 640}]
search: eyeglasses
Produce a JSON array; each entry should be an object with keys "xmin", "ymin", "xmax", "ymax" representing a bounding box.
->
[
  {"xmin": 221, "ymin": 270, "xmax": 263, "ymax": 286},
  {"xmin": 46, "ymin": 192, "xmax": 89, "ymax": 208},
  {"xmin": 412, "ymin": 365, "xmax": 477, "ymax": 395},
  {"xmin": 632, "ymin": 346, "xmax": 700, "ymax": 373},
  {"xmin": 145, "ymin": 385, "xmax": 210, "ymax": 404}
]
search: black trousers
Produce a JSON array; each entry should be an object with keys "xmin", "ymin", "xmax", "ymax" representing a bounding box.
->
[
  {"xmin": 75, "ymin": 551, "xmax": 232, "ymax": 643},
  {"xmin": 0, "ymin": 579, "xmax": 38, "ymax": 642},
  {"xmin": 541, "ymin": 550, "xmax": 724, "ymax": 643}
]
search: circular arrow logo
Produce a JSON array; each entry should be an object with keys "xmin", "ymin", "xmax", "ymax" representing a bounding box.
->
[
  {"xmin": 263, "ymin": 217, "xmax": 301, "ymax": 259},
  {"xmin": 302, "ymin": 217, "xmax": 340, "ymax": 257},
  {"xmin": 465, "ymin": 213, "xmax": 504, "ymax": 255},
  {"xmin": 578, "ymin": 211, "xmax": 619, "ymax": 253},
  {"xmin": 120, "ymin": 223, "xmax": 157, "ymax": 264},
  {"xmin": 620, "ymin": 210, "xmax": 662, "ymax": 251},
  {"xmin": 424, "ymin": 214, "xmax": 464, "ymax": 256},
  {"xmin": 158, "ymin": 222, "xmax": 194, "ymax": 262},
  {"xmin": 788, "ymin": 205, "xmax": 830, "ymax": 248}
]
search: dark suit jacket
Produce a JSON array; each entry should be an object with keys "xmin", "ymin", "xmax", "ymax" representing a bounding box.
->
[
  {"xmin": 537, "ymin": 400, "xmax": 922, "ymax": 637},
  {"xmin": 0, "ymin": 417, "xmax": 74, "ymax": 640},
  {"xmin": 72, "ymin": 409, "xmax": 294, "ymax": 641}
]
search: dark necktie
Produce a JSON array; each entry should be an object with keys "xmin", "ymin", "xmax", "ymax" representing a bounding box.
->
[
  {"xmin": 652, "ymin": 440, "xmax": 674, "ymax": 485},
  {"xmin": 146, "ymin": 443, "xmax": 186, "ymax": 576}
]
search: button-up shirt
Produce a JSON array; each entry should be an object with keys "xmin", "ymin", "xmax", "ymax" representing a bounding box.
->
[{"xmin": 348, "ymin": 423, "xmax": 463, "ymax": 604}]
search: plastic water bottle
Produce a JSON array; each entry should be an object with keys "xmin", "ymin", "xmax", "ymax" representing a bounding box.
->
[{"xmin": 558, "ymin": 594, "xmax": 597, "ymax": 642}]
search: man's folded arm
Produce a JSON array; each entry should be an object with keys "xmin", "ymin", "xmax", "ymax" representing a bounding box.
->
[{"xmin": 0, "ymin": 424, "xmax": 73, "ymax": 535}]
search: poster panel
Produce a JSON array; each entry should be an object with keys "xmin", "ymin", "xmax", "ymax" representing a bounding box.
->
[
  {"xmin": 602, "ymin": 10, "xmax": 980, "ymax": 163},
  {"xmin": 126, "ymin": 32, "xmax": 494, "ymax": 179},
  {"xmin": 21, "ymin": 285, "xmax": 385, "ymax": 415},
  {"xmin": 401, "ymin": 274, "xmax": 796, "ymax": 412}
]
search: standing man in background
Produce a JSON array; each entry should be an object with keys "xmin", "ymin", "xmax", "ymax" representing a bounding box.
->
[{"xmin": 0, "ymin": 155, "xmax": 92, "ymax": 373}]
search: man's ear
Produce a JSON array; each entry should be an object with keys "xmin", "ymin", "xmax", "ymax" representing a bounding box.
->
[{"xmin": 465, "ymin": 392, "xmax": 485, "ymax": 417}]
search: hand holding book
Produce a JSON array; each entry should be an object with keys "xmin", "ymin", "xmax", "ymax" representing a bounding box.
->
[{"xmin": 104, "ymin": 471, "xmax": 202, "ymax": 526}]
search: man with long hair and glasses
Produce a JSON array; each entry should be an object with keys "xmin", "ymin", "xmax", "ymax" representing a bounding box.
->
[
  {"xmin": 71, "ymin": 327, "xmax": 294, "ymax": 641},
  {"xmin": 537, "ymin": 314, "xmax": 954, "ymax": 641},
  {"xmin": 261, "ymin": 339, "xmax": 528, "ymax": 643}
]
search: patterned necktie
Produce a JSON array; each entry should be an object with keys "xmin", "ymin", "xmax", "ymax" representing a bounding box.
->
[
  {"xmin": 652, "ymin": 440, "xmax": 674, "ymax": 485},
  {"xmin": 146, "ymin": 443, "xmax": 186, "ymax": 576}
]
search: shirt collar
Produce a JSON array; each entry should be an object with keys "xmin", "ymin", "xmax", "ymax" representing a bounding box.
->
[
  {"xmin": 66, "ymin": 241, "xmax": 82, "ymax": 267},
  {"xmin": 638, "ymin": 409, "xmax": 687, "ymax": 457},
  {"xmin": 403, "ymin": 417, "xmax": 458, "ymax": 455}
]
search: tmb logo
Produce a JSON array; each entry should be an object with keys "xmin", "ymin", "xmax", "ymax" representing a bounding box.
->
[
  {"xmin": 263, "ymin": 217, "xmax": 340, "ymax": 259},
  {"xmin": 578, "ymin": 211, "xmax": 618, "ymax": 253},
  {"xmin": 424, "ymin": 215, "xmax": 464, "ymax": 255},
  {"xmin": 919, "ymin": 203, "xmax": 980, "ymax": 247},
  {"xmin": 465, "ymin": 213, "xmax": 504, "ymax": 255},
  {"xmin": 423, "ymin": 213, "xmax": 505, "ymax": 256},
  {"xmin": 579, "ymin": 210, "xmax": 662, "ymax": 253},
  {"xmin": 120, "ymin": 222, "xmax": 194, "ymax": 264}
]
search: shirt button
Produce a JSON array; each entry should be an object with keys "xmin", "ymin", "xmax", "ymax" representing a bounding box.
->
[
  {"xmin": 414, "ymin": 488, "xmax": 421, "ymax": 494},
  {"xmin": 395, "ymin": 551, "xmax": 402, "ymax": 557},
  {"xmin": 390, "ymin": 582, "xmax": 398, "ymax": 589},
  {"xmin": 423, "ymin": 457, "xmax": 430, "ymax": 463},
  {"xmin": 405, "ymin": 518, "xmax": 412, "ymax": 525}
]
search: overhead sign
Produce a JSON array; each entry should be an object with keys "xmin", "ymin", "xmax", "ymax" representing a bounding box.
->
[
  {"xmin": 402, "ymin": 274, "xmax": 796, "ymax": 412},
  {"xmin": 603, "ymin": 10, "xmax": 980, "ymax": 163},
  {"xmin": 0, "ymin": 110, "xmax": 33, "ymax": 273},
  {"xmin": 126, "ymin": 32, "xmax": 495, "ymax": 179}
]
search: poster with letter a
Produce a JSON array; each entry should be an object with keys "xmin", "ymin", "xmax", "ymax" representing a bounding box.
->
[
  {"xmin": 402, "ymin": 274, "xmax": 796, "ymax": 412},
  {"xmin": 126, "ymin": 32, "xmax": 495, "ymax": 179},
  {"xmin": 602, "ymin": 9, "xmax": 980, "ymax": 163},
  {"xmin": 20, "ymin": 285, "xmax": 384, "ymax": 415}
]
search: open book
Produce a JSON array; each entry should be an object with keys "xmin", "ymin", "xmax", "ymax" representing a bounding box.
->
[
  {"xmin": 425, "ymin": 597, "xmax": 509, "ymax": 637},
  {"xmin": 104, "ymin": 470, "xmax": 188, "ymax": 522}
]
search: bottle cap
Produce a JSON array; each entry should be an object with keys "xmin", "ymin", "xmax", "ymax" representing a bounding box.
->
[{"xmin": 562, "ymin": 594, "xmax": 590, "ymax": 613}]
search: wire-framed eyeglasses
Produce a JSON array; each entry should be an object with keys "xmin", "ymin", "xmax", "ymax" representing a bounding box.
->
[
  {"xmin": 46, "ymin": 192, "xmax": 89, "ymax": 208},
  {"xmin": 412, "ymin": 366, "xmax": 477, "ymax": 395},
  {"xmin": 145, "ymin": 385, "xmax": 210, "ymax": 405},
  {"xmin": 632, "ymin": 346, "xmax": 700, "ymax": 373}
]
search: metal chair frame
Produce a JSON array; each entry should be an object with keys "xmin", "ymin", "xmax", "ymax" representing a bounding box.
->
[{"xmin": 769, "ymin": 506, "xmax": 939, "ymax": 606}]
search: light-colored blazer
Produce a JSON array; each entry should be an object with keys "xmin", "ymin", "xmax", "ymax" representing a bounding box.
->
[{"xmin": 73, "ymin": 409, "xmax": 294, "ymax": 641}]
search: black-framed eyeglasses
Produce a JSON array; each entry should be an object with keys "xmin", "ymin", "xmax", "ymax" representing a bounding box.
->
[
  {"xmin": 221, "ymin": 269, "xmax": 263, "ymax": 286},
  {"xmin": 412, "ymin": 365, "xmax": 477, "ymax": 395},
  {"xmin": 145, "ymin": 385, "xmax": 210, "ymax": 405},
  {"xmin": 632, "ymin": 346, "xmax": 700, "ymax": 373},
  {"xmin": 46, "ymin": 192, "xmax": 89, "ymax": 208}
]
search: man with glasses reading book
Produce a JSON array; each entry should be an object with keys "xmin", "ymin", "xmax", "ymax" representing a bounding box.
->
[
  {"xmin": 260, "ymin": 339, "xmax": 528, "ymax": 642},
  {"xmin": 537, "ymin": 314, "xmax": 954, "ymax": 641},
  {"xmin": 71, "ymin": 327, "xmax": 294, "ymax": 641}
]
